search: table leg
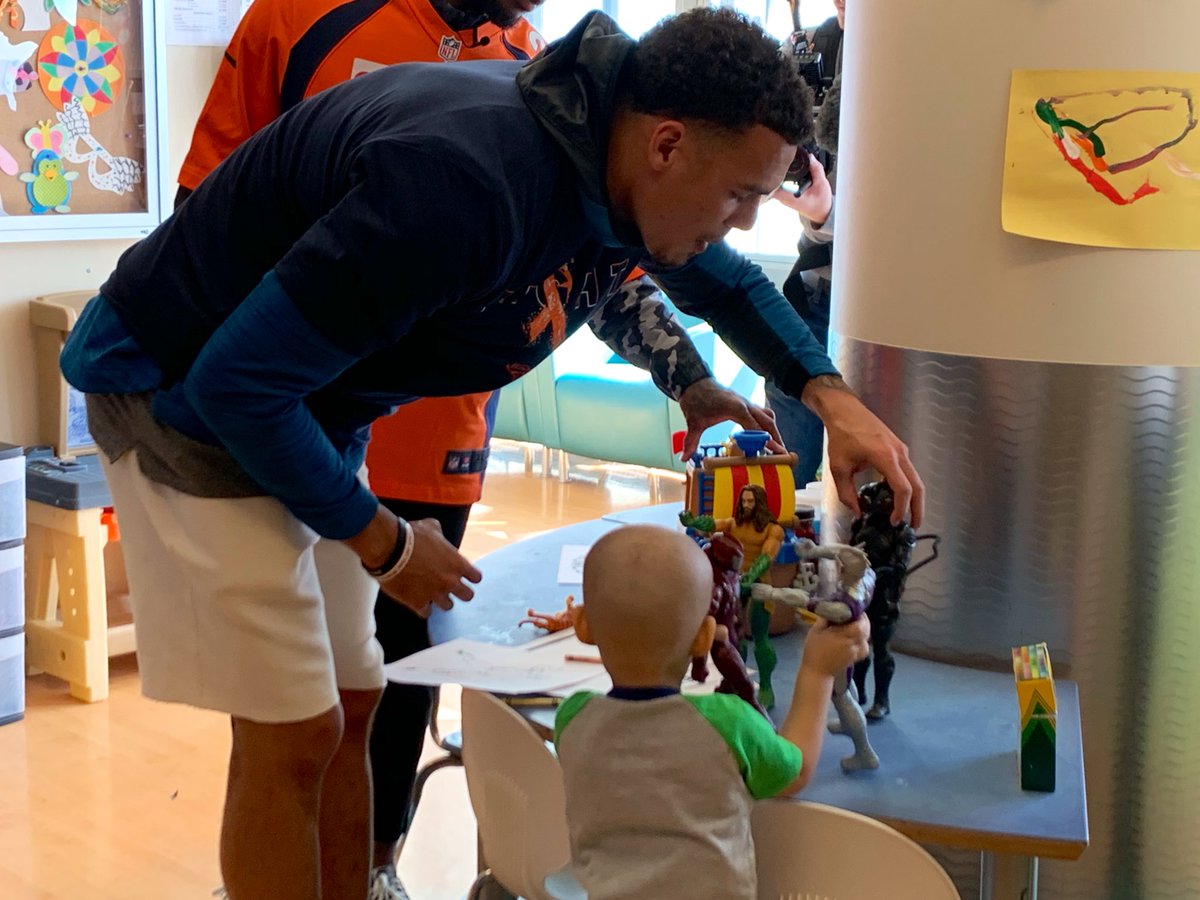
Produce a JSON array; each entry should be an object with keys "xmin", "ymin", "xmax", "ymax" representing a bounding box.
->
[{"xmin": 980, "ymin": 852, "xmax": 1038, "ymax": 900}]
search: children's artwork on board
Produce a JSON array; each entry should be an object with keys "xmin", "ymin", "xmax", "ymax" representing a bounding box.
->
[
  {"xmin": 15, "ymin": 0, "xmax": 52, "ymax": 32},
  {"xmin": 1002, "ymin": 69, "xmax": 1200, "ymax": 250},
  {"xmin": 19, "ymin": 118, "xmax": 76, "ymax": 212},
  {"xmin": 57, "ymin": 96, "xmax": 141, "ymax": 193},
  {"xmin": 37, "ymin": 19, "xmax": 123, "ymax": 113},
  {"xmin": 0, "ymin": 33, "xmax": 37, "ymax": 109},
  {"xmin": 0, "ymin": 0, "xmax": 164, "ymax": 238},
  {"xmin": 0, "ymin": 139, "xmax": 12, "ymax": 211},
  {"xmin": 48, "ymin": 0, "xmax": 77, "ymax": 25}
]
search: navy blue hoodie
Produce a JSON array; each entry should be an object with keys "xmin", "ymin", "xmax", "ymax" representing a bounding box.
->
[{"xmin": 63, "ymin": 12, "xmax": 837, "ymax": 539}]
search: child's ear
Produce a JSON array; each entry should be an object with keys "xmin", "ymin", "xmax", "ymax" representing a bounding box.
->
[
  {"xmin": 690, "ymin": 614, "xmax": 717, "ymax": 657},
  {"xmin": 571, "ymin": 603, "xmax": 596, "ymax": 645}
]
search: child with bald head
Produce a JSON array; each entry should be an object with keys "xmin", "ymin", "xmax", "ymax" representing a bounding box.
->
[{"xmin": 555, "ymin": 524, "xmax": 869, "ymax": 900}]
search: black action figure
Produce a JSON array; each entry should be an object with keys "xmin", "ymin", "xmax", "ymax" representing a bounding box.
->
[{"xmin": 849, "ymin": 481, "xmax": 940, "ymax": 720}]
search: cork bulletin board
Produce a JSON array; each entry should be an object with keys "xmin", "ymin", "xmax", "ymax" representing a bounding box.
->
[{"xmin": 0, "ymin": 0, "xmax": 167, "ymax": 241}]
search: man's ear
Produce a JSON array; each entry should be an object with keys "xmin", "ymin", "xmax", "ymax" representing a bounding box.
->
[
  {"xmin": 571, "ymin": 603, "xmax": 596, "ymax": 645},
  {"xmin": 690, "ymin": 614, "xmax": 717, "ymax": 657},
  {"xmin": 647, "ymin": 119, "xmax": 686, "ymax": 171}
]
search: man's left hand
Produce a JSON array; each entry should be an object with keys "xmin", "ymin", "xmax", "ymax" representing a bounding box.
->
[
  {"xmin": 802, "ymin": 375, "xmax": 925, "ymax": 527},
  {"xmin": 678, "ymin": 377, "xmax": 783, "ymax": 460}
]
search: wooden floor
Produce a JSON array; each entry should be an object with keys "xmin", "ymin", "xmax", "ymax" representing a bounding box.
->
[{"xmin": 0, "ymin": 448, "xmax": 683, "ymax": 900}]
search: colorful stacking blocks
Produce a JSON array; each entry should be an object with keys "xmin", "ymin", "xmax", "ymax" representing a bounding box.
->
[{"xmin": 1013, "ymin": 642, "xmax": 1056, "ymax": 792}]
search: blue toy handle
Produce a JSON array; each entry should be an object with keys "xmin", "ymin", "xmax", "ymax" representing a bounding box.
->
[{"xmin": 731, "ymin": 429, "xmax": 770, "ymax": 457}]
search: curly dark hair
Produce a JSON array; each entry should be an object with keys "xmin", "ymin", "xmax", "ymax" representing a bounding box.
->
[{"xmin": 621, "ymin": 7, "xmax": 814, "ymax": 146}]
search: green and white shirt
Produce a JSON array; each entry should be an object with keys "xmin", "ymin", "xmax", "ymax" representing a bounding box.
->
[{"xmin": 554, "ymin": 691, "xmax": 803, "ymax": 900}]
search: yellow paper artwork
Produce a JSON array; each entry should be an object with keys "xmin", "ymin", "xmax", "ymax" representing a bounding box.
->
[{"xmin": 1002, "ymin": 69, "xmax": 1200, "ymax": 250}]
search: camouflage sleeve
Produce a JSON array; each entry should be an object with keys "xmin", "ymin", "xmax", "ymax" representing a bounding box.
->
[{"xmin": 588, "ymin": 275, "xmax": 713, "ymax": 400}]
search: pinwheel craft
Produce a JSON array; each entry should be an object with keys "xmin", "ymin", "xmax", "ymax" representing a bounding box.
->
[{"xmin": 38, "ymin": 19, "xmax": 123, "ymax": 115}]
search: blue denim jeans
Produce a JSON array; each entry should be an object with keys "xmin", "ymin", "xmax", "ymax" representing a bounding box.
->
[
  {"xmin": 769, "ymin": 276, "xmax": 831, "ymax": 485},
  {"xmin": 767, "ymin": 381, "xmax": 824, "ymax": 485}
]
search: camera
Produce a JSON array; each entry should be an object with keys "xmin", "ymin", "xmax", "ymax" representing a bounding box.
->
[
  {"xmin": 783, "ymin": 29, "xmax": 824, "ymax": 194},
  {"xmin": 784, "ymin": 139, "xmax": 819, "ymax": 196},
  {"xmin": 788, "ymin": 30, "xmax": 827, "ymax": 107},
  {"xmin": 784, "ymin": 0, "xmax": 833, "ymax": 107}
]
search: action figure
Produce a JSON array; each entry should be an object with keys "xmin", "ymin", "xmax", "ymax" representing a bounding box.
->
[
  {"xmin": 752, "ymin": 540, "xmax": 880, "ymax": 772},
  {"xmin": 691, "ymin": 533, "xmax": 769, "ymax": 719},
  {"xmin": 849, "ymin": 481, "xmax": 940, "ymax": 720},
  {"xmin": 519, "ymin": 594, "xmax": 577, "ymax": 633},
  {"xmin": 681, "ymin": 483, "xmax": 784, "ymax": 708}
]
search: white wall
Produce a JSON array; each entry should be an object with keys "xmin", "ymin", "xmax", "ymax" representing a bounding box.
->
[
  {"xmin": 0, "ymin": 46, "xmax": 223, "ymax": 447},
  {"xmin": 833, "ymin": 0, "xmax": 1200, "ymax": 367}
]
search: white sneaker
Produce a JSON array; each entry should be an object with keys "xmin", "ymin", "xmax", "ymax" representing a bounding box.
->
[{"xmin": 368, "ymin": 866, "xmax": 412, "ymax": 900}]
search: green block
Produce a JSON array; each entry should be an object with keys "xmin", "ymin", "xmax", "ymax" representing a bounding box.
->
[{"xmin": 1020, "ymin": 719, "xmax": 1056, "ymax": 792}]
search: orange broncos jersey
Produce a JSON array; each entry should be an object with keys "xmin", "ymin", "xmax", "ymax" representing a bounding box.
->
[
  {"xmin": 179, "ymin": 0, "xmax": 544, "ymax": 190},
  {"xmin": 179, "ymin": 0, "xmax": 543, "ymax": 506}
]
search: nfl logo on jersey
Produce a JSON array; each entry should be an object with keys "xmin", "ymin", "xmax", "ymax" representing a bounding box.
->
[{"xmin": 438, "ymin": 35, "xmax": 463, "ymax": 62}]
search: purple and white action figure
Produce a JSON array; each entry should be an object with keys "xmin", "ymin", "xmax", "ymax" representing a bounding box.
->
[{"xmin": 752, "ymin": 540, "xmax": 880, "ymax": 772}]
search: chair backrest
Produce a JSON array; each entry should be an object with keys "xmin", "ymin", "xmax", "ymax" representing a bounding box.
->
[
  {"xmin": 461, "ymin": 689, "xmax": 573, "ymax": 900},
  {"xmin": 751, "ymin": 799, "xmax": 959, "ymax": 900}
]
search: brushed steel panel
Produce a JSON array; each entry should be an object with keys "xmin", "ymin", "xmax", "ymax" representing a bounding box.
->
[{"xmin": 832, "ymin": 336, "xmax": 1200, "ymax": 899}]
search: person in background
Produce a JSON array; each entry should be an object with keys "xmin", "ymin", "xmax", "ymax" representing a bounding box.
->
[
  {"xmin": 810, "ymin": 0, "xmax": 845, "ymax": 84},
  {"xmin": 768, "ymin": 0, "xmax": 846, "ymax": 485},
  {"xmin": 176, "ymin": 3, "xmax": 759, "ymax": 898}
]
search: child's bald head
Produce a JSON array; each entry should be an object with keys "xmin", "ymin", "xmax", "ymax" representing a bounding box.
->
[{"xmin": 581, "ymin": 525, "xmax": 714, "ymax": 682}]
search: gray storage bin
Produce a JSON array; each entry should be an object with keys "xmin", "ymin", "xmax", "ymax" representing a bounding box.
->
[
  {"xmin": 0, "ymin": 542, "xmax": 21, "ymax": 638},
  {"xmin": 0, "ymin": 443, "xmax": 24, "ymax": 544},
  {"xmin": 0, "ymin": 632, "xmax": 23, "ymax": 726},
  {"xmin": 25, "ymin": 451, "xmax": 111, "ymax": 510}
]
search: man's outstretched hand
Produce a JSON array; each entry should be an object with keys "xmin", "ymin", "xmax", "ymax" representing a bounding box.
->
[
  {"xmin": 802, "ymin": 375, "xmax": 924, "ymax": 527},
  {"xmin": 677, "ymin": 377, "xmax": 783, "ymax": 460}
]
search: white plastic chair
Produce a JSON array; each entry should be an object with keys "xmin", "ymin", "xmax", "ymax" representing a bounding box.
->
[
  {"xmin": 461, "ymin": 689, "xmax": 583, "ymax": 900},
  {"xmin": 751, "ymin": 799, "xmax": 959, "ymax": 900}
]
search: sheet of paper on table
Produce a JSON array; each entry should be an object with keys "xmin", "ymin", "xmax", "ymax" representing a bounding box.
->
[
  {"xmin": 383, "ymin": 628, "xmax": 604, "ymax": 694},
  {"xmin": 556, "ymin": 544, "xmax": 590, "ymax": 584},
  {"xmin": 385, "ymin": 625, "xmax": 736, "ymax": 696}
]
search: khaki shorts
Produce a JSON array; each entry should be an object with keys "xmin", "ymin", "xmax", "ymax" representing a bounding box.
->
[{"xmin": 103, "ymin": 451, "xmax": 384, "ymax": 723}]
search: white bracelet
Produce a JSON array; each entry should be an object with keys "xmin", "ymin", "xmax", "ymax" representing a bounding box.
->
[{"xmin": 375, "ymin": 519, "xmax": 415, "ymax": 582}]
